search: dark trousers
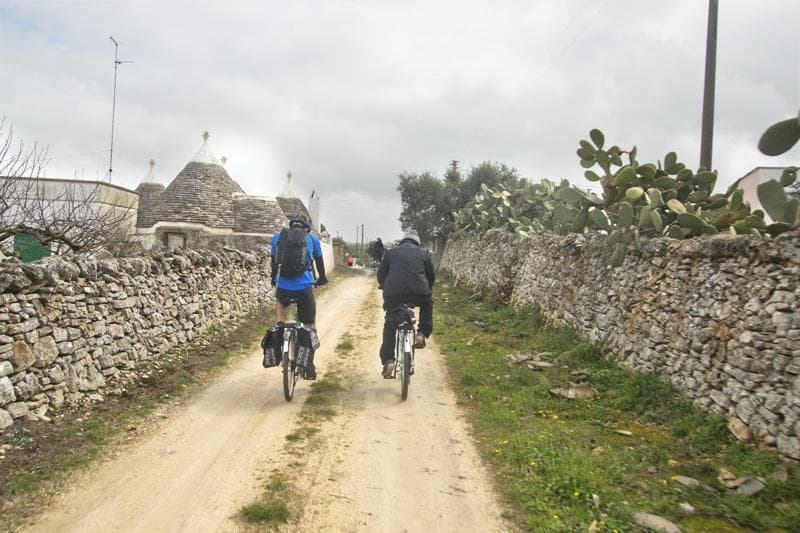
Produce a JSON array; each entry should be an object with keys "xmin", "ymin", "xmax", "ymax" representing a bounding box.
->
[{"xmin": 379, "ymin": 296, "xmax": 433, "ymax": 364}]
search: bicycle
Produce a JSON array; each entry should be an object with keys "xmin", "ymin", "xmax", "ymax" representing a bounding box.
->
[{"xmin": 390, "ymin": 304, "xmax": 416, "ymax": 401}]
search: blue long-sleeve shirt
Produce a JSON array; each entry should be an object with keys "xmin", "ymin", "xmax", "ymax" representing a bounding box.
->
[{"xmin": 270, "ymin": 231, "xmax": 323, "ymax": 290}]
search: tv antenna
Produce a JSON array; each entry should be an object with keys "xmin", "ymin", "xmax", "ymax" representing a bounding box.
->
[{"xmin": 108, "ymin": 36, "xmax": 134, "ymax": 182}]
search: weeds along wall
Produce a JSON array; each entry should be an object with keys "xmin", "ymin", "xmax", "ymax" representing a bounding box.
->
[
  {"xmin": 0, "ymin": 249, "xmax": 273, "ymax": 428},
  {"xmin": 441, "ymin": 229, "xmax": 800, "ymax": 460}
]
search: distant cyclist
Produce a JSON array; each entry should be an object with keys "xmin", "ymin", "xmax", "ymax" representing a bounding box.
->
[
  {"xmin": 270, "ymin": 214, "xmax": 327, "ymax": 378},
  {"xmin": 373, "ymin": 237, "xmax": 385, "ymax": 264},
  {"xmin": 376, "ymin": 230, "xmax": 434, "ymax": 378}
]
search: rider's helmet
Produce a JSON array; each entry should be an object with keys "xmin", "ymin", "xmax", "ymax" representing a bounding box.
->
[{"xmin": 289, "ymin": 214, "xmax": 311, "ymax": 230}]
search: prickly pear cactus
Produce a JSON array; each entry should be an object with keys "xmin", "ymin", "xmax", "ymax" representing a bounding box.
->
[{"xmin": 452, "ymin": 128, "xmax": 799, "ymax": 266}]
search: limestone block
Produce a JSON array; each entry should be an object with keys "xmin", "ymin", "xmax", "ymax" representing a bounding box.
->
[
  {"xmin": 52, "ymin": 327, "xmax": 68, "ymax": 342},
  {"xmin": 14, "ymin": 373, "xmax": 41, "ymax": 401},
  {"xmin": 0, "ymin": 409, "xmax": 12, "ymax": 429},
  {"xmin": 729, "ymin": 415, "xmax": 752, "ymax": 441},
  {"xmin": 46, "ymin": 388, "xmax": 65, "ymax": 408},
  {"xmin": 10, "ymin": 341, "xmax": 35, "ymax": 372},
  {"xmin": 33, "ymin": 336, "xmax": 59, "ymax": 367},
  {"xmin": 0, "ymin": 376, "xmax": 16, "ymax": 404},
  {"xmin": 46, "ymin": 366, "xmax": 65, "ymax": 384},
  {"xmin": 777, "ymin": 434, "xmax": 800, "ymax": 460},
  {"xmin": 6, "ymin": 318, "xmax": 40, "ymax": 335},
  {"xmin": 57, "ymin": 341, "xmax": 75, "ymax": 355},
  {"xmin": 0, "ymin": 361, "xmax": 12, "ymax": 377},
  {"xmin": 24, "ymin": 330, "xmax": 39, "ymax": 344},
  {"xmin": 709, "ymin": 390, "xmax": 730, "ymax": 409},
  {"xmin": 113, "ymin": 297, "xmax": 137, "ymax": 310},
  {"xmin": 65, "ymin": 364, "xmax": 80, "ymax": 392},
  {"xmin": 5, "ymin": 401, "xmax": 28, "ymax": 418}
]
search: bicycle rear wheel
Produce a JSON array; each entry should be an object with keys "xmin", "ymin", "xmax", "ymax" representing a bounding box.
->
[
  {"xmin": 283, "ymin": 330, "xmax": 299, "ymax": 401},
  {"xmin": 400, "ymin": 331, "xmax": 412, "ymax": 400}
]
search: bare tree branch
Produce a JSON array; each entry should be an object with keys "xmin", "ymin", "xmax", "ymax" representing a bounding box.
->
[{"xmin": 1, "ymin": 118, "xmax": 138, "ymax": 258}]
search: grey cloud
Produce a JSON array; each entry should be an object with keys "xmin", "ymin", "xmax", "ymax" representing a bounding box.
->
[{"xmin": 1, "ymin": 0, "xmax": 798, "ymax": 241}]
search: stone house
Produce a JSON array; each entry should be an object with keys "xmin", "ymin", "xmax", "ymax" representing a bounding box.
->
[{"xmin": 134, "ymin": 132, "xmax": 327, "ymax": 260}]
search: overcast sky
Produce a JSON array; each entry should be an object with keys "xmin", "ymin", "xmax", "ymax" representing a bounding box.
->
[{"xmin": 1, "ymin": 0, "xmax": 798, "ymax": 242}]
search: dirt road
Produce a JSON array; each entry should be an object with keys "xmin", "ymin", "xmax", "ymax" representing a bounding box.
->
[{"xmin": 27, "ymin": 271, "xmax": 508, "ymax": 532}]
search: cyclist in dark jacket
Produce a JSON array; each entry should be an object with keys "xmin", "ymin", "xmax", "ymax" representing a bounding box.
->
[
  {"xmin": 376, "ymin": 229, "xmax": 435, "ymax": 378},
  {"xmin": 373, "ymin": 237, "xmax": 385, "ymax": 264}
]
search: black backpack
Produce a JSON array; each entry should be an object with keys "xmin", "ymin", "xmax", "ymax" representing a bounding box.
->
[{"xmin": 276, "ymin": 227, "xmax": 309, "ymax": 278}]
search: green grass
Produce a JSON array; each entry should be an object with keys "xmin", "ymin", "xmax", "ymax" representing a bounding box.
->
[
  {"xmin": 434, "ymin": 275, "xmax": 800, "ymax": 532},
  {"xmin": 240, "ymin": 500, "xmax": 289, "ymax": 524},
  {"xmin": 335, "ymin": 337, "xmax": 354, "ymax": 352}
]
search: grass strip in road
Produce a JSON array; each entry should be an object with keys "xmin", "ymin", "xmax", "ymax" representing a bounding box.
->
[
  {"xmin": 434, "ymin": 276, "xmax": 799, "ymax": 532},
  {"xmin": 0, "ymin": 304, "xmax": 274, "ymax": 528},
  {"xmin": 241, "ymin": 285, "xmax": 380, "ymax": 528},
  {"xmin": 240, "ymin": 330, "xmax": 352, "ymax": 527}
]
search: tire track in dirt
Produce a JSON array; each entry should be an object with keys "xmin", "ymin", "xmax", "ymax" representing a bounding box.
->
[{"xmin": 288, "ymin": 275, "xmax": 510, "ymax": 532}]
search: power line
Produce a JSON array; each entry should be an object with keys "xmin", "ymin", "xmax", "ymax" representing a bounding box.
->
[
  {"xmin": 47, "ymin": 149, "xmax": 109, "ymax": 160},
  {"xmin": 324, "ymin": 196, "xmax": 364, "ymax": 204},
  {"xmin": 537, "ymin": 0, "xmax": 613, "ymax": 81}
]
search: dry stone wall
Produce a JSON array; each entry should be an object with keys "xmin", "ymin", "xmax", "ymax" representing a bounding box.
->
[
  {"xmin": 441, "ymin": 229, "xmax": 800, "ymax": 459},
  {"xmin": 0, "ymin": 249, "xmax": 272, "ymax": 429}
]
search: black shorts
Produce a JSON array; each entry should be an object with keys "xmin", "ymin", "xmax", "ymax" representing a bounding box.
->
[{"xmin": 276, "ymin": 286, "xmax": 316, "ymax": 324}]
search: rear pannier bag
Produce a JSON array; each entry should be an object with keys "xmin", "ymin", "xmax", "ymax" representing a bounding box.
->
[
  {"xmin": 295, "ymin": 326, "xmax": 320, "ymax": 369},
  {"xmin": 261, "ymin": 325, "xmax": 283, "ymax": 368}
]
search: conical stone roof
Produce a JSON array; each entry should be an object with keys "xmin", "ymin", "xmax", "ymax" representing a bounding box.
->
[
  {"xmin": 276, "ymin": 171, "xmax": 311, "ymax": 224},
  {"xmin": 135, "ymin": 159, "xmax": 165, "ymax": 228},
  {"xmin": 152, "ymin": 133, "xmax": 245, "ymax": 229}
]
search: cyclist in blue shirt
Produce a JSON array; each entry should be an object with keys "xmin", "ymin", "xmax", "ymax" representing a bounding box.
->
[{"xmin": 270, "ymin": 214, "xmax": 327, "ymax": 332}]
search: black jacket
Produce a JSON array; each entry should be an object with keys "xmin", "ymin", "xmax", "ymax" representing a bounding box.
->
[{"xmin": 377, "ymin": 239, "xmax": 435, "ymax": 299}]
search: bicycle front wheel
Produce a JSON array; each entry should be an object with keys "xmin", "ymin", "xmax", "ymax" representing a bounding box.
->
[{"xmin": 283, "ymin": 331, "xmax": 299, "ymax": 401}]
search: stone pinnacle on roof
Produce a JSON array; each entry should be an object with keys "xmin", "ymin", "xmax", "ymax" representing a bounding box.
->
[
  {"xmin": 141, "ymin": 158, "xmax": 159, "ymax": 184},
  {"xmin": 278, "ymin": 170, "xmax": 296, "ymax": 198},
  {"xmin": 190, "ymin": 131, "xmax": 221, "ymax": 165}
]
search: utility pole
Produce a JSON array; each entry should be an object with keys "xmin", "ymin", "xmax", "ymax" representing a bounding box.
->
[
  {"xmin": 361, "ymin": 224, "xmax": 364, "ymax": 254},
  {"xmin": 699, "ymin": 0, "xmax": 718, "ymax": 170},
  {"xmin": 108, "ymin": 36, "xmax": 134, "ymax": 182}
]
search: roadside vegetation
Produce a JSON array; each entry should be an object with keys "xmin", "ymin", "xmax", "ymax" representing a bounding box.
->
[{"xmin": 434, "ymin": 276, "xmax": 799, "ymax": 532}]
